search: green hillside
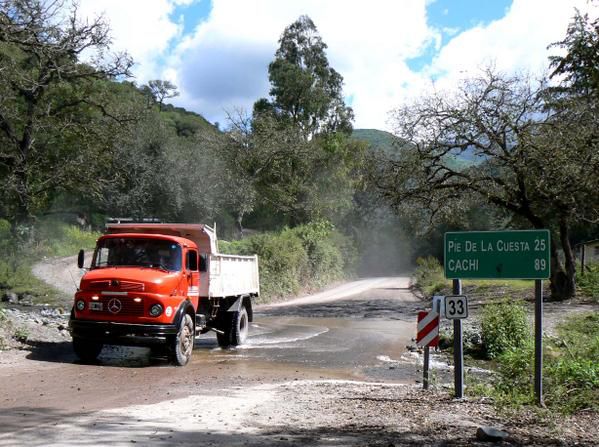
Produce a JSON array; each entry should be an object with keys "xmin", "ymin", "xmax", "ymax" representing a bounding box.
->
[
  {"xmin": 160, "ymin": 103, "xmax": 219, "ymax": 137},
  {"xmin": 353, "ymin": 128, "xmax": 477, "ymax": 169},
  {"xmin": 352, "ymin": 128, "xmax": 397, "ymax": 154}
]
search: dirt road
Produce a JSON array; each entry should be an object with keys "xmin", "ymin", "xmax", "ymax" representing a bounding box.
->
[{"xmin": 1, "ymin": 272, "xmax": 595, "ymax": 446}]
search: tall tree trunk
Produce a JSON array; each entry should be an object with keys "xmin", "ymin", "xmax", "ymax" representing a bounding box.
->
[
  {"xmin": 548, "ymin": 222, "xmax": 576, "ymax": 300},
  {"xmin": 557, "ymin": 218, "xmax": 576, "ymax": 299},
  {"xmin": 236, "ymin": 212, "xmax": 244, "ymax": 239},
  {"xmin": 519, "ymin": 205, "xmax": 575, "ymax": 301}
]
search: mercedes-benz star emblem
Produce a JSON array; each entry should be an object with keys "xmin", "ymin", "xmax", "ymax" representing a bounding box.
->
[
  {"xmin": 108, "ymin": 298, "xmax": 122, "ymax": 314},
  {"xmin": 111, "ymin": 279, "xmax": 120, "ymax": 287}
]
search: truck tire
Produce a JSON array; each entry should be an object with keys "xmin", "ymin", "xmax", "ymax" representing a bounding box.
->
[
  {"xmin": 72, "ymin": 337, "xmax": 103, "ymax": 363},
  {"xmin": 171, "ymin": 313, "xmax": 194, "ymax": 366},
  {"xmin": 217, "ymin": 305, "xmax": 249, "ymax": 348}
]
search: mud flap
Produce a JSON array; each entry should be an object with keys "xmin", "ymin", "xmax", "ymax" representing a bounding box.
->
[{"xmin": 227, "ymin": 296, "xmax": 243, "ymax": 312}]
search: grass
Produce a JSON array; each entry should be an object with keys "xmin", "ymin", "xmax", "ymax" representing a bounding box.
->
[
  {"xmin": 35, "ymin": 219, "xmax": 100, "ymax": 257},
  {"xmin": 462, "ymin": 279, "xmax": 533, "ymax": 291},
  {"xmin": 0, "ymin": 260, "xmax": 65, "ymax": 306},
  {"xmin": 413, "ymin": 256, "xmax": 534, "ymax": 297},
  {"xmin": 415, "ymin": 256, "xmax": 599, "ymax": 414},
  {"xmin": 0, "ymin": 306, "xmax": 9, "ymax": 350},
  {"xmin": 0, "ymin": 218, "xmax": 101, "ymax": 307},
  {"xmin": 577, "ymin": 262, "xmax": 599, "ymax": 301},
  {"xmin": 467, "ymin": 311, "xmax": 599, "ymax": 415}
]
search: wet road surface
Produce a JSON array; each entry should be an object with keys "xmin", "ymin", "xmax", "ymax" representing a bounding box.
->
[{"xmin": 0, "ymin": 276, "xmax": 435, "ymax": 445}]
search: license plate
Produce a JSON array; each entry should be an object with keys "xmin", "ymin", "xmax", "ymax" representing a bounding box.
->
[{"xmin": 89, "ymin": 302, "xmax": 103, "ymax": 311}]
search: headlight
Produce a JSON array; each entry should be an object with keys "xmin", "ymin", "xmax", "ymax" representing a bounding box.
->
[
  {"xmin": 76, "ymin": 300, "xmax": 85, "ymax": 311},
  {"xmin": 149, "ymin": 304, "xmax": 163, "ymax": 317}
]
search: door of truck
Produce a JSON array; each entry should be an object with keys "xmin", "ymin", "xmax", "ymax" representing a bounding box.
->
[{"xmin": 186, "ymin": 249, "xmax": 200, "ymax": 304}]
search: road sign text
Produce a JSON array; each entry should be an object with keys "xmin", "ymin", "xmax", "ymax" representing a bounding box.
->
[{"xmin": 444, "ymin": 230, "xmax": 550, "ymax": 279}]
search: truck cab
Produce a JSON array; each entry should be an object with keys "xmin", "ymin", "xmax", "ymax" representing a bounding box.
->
[{"xmin": 69, "ymin": 223, "xmax": 259, "ymax": 366}]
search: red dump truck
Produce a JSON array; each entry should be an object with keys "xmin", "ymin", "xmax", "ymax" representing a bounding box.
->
[{"xmin": 68, "ymin": 223, "xmax": 259, "ymax": 366}]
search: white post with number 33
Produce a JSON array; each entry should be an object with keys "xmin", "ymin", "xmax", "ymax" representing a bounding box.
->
[{"xmin": 444, "ymin": 295, "xmax": 468, "ymax": 319}]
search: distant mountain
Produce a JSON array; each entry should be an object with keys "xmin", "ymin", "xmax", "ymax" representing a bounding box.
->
[
  {"xmin": 352, "ymin": 128, "xmax": 478, "ymax": 169},
  {"xmin": 351, "ymin": 128, "xmax": 398, "ymax": 155}
]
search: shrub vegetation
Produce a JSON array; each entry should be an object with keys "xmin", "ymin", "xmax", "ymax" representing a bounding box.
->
[
  {"xmin": 413, "ymin": 256, "xmax": 447, "ymax": 296},
  {"xmin": 481, "ymin": 300, "xmax": 530, "ymax": 359},
  {"xmin": 472, "ymin": 311, "xmax": 599, "ymax": 414},
  {"xmin": 220, "ymin": 221, "xmax": 355, "ymax": 301},
  {"xmin": 577, "ymin": 262, "xmax": 599, "ymax": 301}
]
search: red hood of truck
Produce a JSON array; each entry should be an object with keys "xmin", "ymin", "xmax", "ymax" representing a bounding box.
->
[{"xmin": 80, "ymin": 267, "xmax": 182, "ymax": 295}]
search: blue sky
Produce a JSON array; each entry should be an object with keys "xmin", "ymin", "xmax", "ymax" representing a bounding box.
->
[
  {"xmin": 407, "ymin": 0, "xmax": 512, "ymax": 71},
  {"xmin": 79, "ymin": 0, "xmax": 595, "ymax": 130}
]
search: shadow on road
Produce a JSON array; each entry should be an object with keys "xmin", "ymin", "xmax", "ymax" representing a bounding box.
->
[
  {"xmin": 22, "ymin": 339, "xmax": 169, "ymax": 368},
  {"xmin": 23, "ymin": 340, "xmax": 75, "ymax": 363}
]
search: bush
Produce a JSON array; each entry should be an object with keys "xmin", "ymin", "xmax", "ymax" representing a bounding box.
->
[
  {"xmin": 35, "ymin": 219, "xmax": 100, "ymax": 257},
  {"xmin": 481, "ymin": 300, "xmax": 530, "ymax": 359},
  {"xmin": 414, "ymin": 256, "xmax": 447, "ymax": 296},
  {"xmin": 0, "ymin": 219, "xmax": 14, "ymax": 255},
  {"xmin": 578, "ymin": 262, "xmax": 599, "ymax": 301},
  {"xmin": 225, "ymin": 230, "xmax": 309, "ymax": 299},
  {"xmin": 0, "ymin": 219, "xmax": 98, "ymax": 306},
  {"xmin": 491, "ymin": 343, "xmax": 536, "ymax": 406},
  {"xmin": 221, "ymin": 220, "xmax": 355, "ymax": 301},
  {"xmin": 477, "ymin": 311, "xmax": 599, "ymax": 414}
]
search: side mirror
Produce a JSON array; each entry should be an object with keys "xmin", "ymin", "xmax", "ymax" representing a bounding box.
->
[{"xmin": 77, "ymin": 249, "xmax": 85, "ymax": 269}]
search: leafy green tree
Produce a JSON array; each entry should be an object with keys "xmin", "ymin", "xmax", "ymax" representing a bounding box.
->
[
  {"xmin": 0, "ymin": 0, "xmax": 133, "ymax": 223},
  {"xmin": 548, "ymin": 10, "xmax": 599, "ymax": 97},
  {"xmin": 245, "ymin": 16, "xmax": 361, "ymax": 226},
  {"xmin": 257, "ymin": 15, "xmax": 354, "ymax": 139}
]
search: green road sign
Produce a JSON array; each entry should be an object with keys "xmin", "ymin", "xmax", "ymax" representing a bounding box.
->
[{"xmin": 444, "ymin": 230, "xmax": 551, "ymax": 279}]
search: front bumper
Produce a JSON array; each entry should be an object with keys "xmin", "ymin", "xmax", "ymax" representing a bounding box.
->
[{"xmin": 69, "ymin": 318, "xmax": 178, "ymax": 346}]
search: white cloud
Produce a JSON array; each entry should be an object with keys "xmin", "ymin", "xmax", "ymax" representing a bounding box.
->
[
  {"xmin": 169, "ymin": 0, "xmax": 434, "ymax": 128},
  {"xmin": 75, "ymin": 0, "xmax": 598, "ymax": 130},
  {"xmin": 412, "ymin": 0, "xmax": 596, "ymax": 103},
  {"xmin": 78, "ymin": 0, "xmax": 184, "ymax": 81}
]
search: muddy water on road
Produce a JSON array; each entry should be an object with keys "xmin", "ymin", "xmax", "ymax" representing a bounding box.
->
[
  {"xmin": 190, "ymin": 314, "xmax": 419, "ymax": 383},
  {"xmin": 0, "ymin": 278, "xmax": 426, "ymax": 415}
]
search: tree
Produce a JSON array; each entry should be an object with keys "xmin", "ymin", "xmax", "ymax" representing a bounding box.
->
[
  {"xmin": 257, "ymin": 15, "xmax": 354, "ymax": 139},
  {"xmin": 244, "ymin": 16, "xmax": 361, "ymax": 226},
  {"xmin": 144, "ymin": 79, "xmax": 179, "ymax": 111},
  {"xmin": 374, "ymin": 69, "xmax": 598, "ymax": 299},
  {"xmin": 548, "ymin": 10, "xmax": 599, "ymax": 97},
  {"xmin": 0, "ymin": 0, "xmax": 133, "ymax": 223}
]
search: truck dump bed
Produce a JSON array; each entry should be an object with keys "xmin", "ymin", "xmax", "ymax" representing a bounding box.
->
[
  {"xmin": 105, "ymin": 223, "xmax": 259, "ymax": 298},
  {"xmin": 209, "ymin": 254, "xmax": 260, "ymax": 297}
]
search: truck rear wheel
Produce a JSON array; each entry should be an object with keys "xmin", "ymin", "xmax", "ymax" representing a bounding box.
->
[
  {"xmin": 171, "ymin": 313, "xmax": 194, "ymax": 366},
  {"xmin": 72, "ymin": 337, "xmax": 103, "ymax": 363},
  {"xmin": 217, "ymin": 305, "xmax": 249, "ymax": 348}
]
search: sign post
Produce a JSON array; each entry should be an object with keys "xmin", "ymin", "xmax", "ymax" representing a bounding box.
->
[
  {"xmin": 452, "ymin": 279, "xmax": 464, "ymax": 399},
  {"xmin": 444, "ymin": 230, "xmax": 550, "ymax": 405},
  {"xmin": 417, "ymin": 310, "xmax": 440, "ymax": 390},
  {"xmin": 535, "ymin": 279, "xmax": 544, "ymax": 406}
]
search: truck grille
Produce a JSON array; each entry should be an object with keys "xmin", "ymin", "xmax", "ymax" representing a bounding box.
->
[
  {"xmin": 91, "ymin": 296, "xmax": 145, "ymax": 317},
  {"xmin": 89, "ymin": 280, "xmax": 144, "ymax": 292}
]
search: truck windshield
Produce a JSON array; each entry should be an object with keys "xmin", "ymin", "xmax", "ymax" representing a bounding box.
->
[{"xmin": 92, "ymin": 238, "xmax": 182, "ymax": 271}]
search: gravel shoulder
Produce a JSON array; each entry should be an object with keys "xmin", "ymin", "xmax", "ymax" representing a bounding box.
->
[{"xmin": 2, "ymin": 378, "xmax": 596, "ymax": 446}]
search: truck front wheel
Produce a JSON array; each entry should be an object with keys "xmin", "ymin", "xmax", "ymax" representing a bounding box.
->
[
  {"xmin": 171, "ymin": 313, "xmax": 194, "ymax": 366},
  {"xmin": 72, "ymin": 337, "xmax": 103, "ymax": 363},
  {"xmin": 217, "ymin": 305, "xmax": 249, "ymax": 348}
]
